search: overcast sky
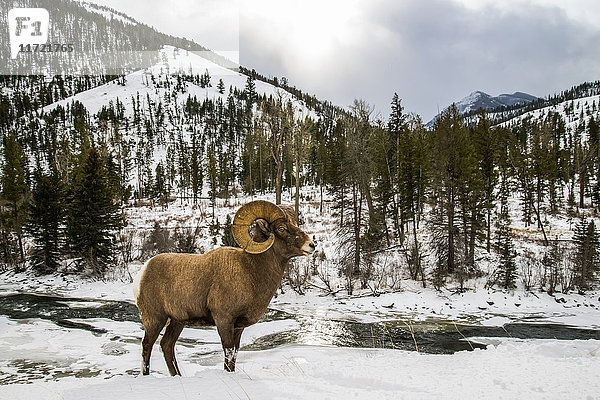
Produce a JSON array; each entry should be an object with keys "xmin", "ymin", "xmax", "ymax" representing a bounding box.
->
[{"xmin": 92, "ymin": 0, "xmax": 600, "ymax": 122}]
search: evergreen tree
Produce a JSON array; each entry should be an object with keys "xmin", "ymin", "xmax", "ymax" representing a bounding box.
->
[
  {"xmin": 207, "ymin": 145, "xmax": 218, "ymax": 218},
  {"xmin": 153, "ymin": 162, "xmax": 169, "ymax": 208},
  {"xmin": 66, "ymin": 147, "xmax": 122, "ymax": 276},
  {"xmin": 221, "ymin": 214, "xmax": 236, "ymax": 247},
  {"xmin": 244, "ymin": 75, "xmax": 257, "ymax": 108},
  {"xmin": 472, "ymin": 110, "xmax": 498, "ymax": 252},
  {"xmin": 571, "ymin": 217, "xmax": 600, "ymax": 292},
  {"xmin": 28, "ymin": 172, "xmax": 63, "ymax": 273},
  {"xmin": 1, "ymin": 133, "xmax": 29, "ymax": 265},
  {"xmin": 400, "ymin": 115, "xmax": 429, "ymax": 284},
  {"xmin": 430, "ymin": 105, "xmax": 468, "ymax": 288},
  {"xmin": 190, "ymin": 128, "xmax": 203, "ymax": 204},
  {"xmin": 217, "ymin": 79, "xmax": 225, "ymax": 95},
  {"xmin": 495, "ymin": 206, "xmax": 517, "ymax": 289}
]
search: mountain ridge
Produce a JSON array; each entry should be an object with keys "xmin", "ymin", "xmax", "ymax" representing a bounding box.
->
[{"xmin": 427, "ymin": 90, "xmax": 539, "ymax": 127}]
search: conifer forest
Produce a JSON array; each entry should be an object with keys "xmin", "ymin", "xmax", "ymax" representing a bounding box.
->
[{"xmin": 1, "ymin": 67, "xmax": 600, "ymax": 295}]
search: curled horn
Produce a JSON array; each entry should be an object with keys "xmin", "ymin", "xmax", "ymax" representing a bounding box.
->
[{"xmin": 232, "ymin": 200, "xmax": 287, "ymax": 254}]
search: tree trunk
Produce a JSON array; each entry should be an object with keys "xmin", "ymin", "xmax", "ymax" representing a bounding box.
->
[
  {"xmin": 275, "ymin": 160, "xmax": 282, "ymax": 205},
  {"xmin": 295, "ymin": 149, "xmax": 300, "ymax": 216},
  {"xmin": 320, "ymin": 183, "xmax": 323, "ymax": 214},
  {"xmin": 580, "ymin": 170, "xmax": 585, "ymax": 209},
  {"xmin": 447, "ymin": 185, "xmax": 455, "ymax": 274},
  {"xmin": 353, "ymin": 183, "xmax": 361, "ymax": 276},
  {"xmin": 487, "ymin": 208, "xmax": 491, "ymax": 253}
]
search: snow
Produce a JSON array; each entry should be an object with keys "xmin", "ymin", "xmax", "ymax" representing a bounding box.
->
[
  {"xmin": 1, "ymin": 257, "xmax": 600, "ymax": 397},
  {"xmin": 498, "ymin": 93, "xmax": 600, "ymax": 132},
  {"xmin": 6, "ymin": 66, "xmax": 600, "ymax": 395},
  {"xmin": 41, "ymin": 45, "xmax": 311, "ymax": 117},
  {"xmin": 0, "ymin": 326, "xmax": 598, "ymax": 399},
  {"xmin": 82, "ymin": 2, "xmax": 137, "ymax": 26}
]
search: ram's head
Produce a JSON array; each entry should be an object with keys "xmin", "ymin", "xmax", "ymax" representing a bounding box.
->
[{"xmin": 232, "ymin": 200, "xmax": 315, "ymax": 258}]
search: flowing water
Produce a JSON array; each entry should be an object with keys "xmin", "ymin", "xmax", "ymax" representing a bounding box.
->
[{"xmin": 1, "ymin": 293, "xmax": 599, "ymax": 383}]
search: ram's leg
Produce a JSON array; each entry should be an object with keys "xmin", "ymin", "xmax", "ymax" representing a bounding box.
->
[
  {"xmin": 217, "ymin": 321, "xmax": 237, "ymax": 372},
  {"xmin": 161, "ymin": 319, "xmax": 185, "ymax": 376},
  {"xmin": 234, "ymin": 327, "xmax": 244, "ymax": 353},
  {"xmin": 141, "ymin": 317, "xmax": 167, "ymax": 375},
  {"xmin": 230, "ymin": 327, "xmax": 244, "ymax": 369}
]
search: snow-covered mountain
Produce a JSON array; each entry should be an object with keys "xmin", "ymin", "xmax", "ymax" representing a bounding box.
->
[
  {"xmin": 495, "ymin": 92, "xmax": 600, "ymax": 132},
  {"xmin": 427, "ymin": 90, "xmax": 539, "ymax": 127},
  {"xmin": 41, "ymin": 45, "xmax": 308, "ymax": 117},
  {"xmin": 0, "ymin": 0, "xmax": 233, "ymax": 74}
]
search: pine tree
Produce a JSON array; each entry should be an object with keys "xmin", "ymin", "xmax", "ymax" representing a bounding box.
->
[
  {"xmin": 190, "ymin": 128, "xmax": 203, "ymax": 204},
  {"xmin": 221, "ymin": 214, "xmax": 236, "ymax": 247},
  {"xmin": 153, "ymin": 162, "xmax": 169, "ymax": 208},
  {"xmin": 472, "ymin": 110, "xmax": 498, "ymax": 252},
  {"xmin": 430, "ymin": 105, "xmax": 468, "ymax": 287},
  {"xmin": 1, "ymin": 133, "xmax": 29, "ymax": 266},
  {"xmin": 244, "ymin": 75, "xmax": 257, "ymax": 108},
  {"xmin": 495, "ymin": 206, "xmax": 517, "ymax": 289},
  {"xmin": 66, "ymin": 147, "xmax": 122, "ymax": 276},
  {"xmin": 400, "ymin": 116, "xmax": 429, "ymax": 284},
  {"xmin": 217, "ymin": 79, "xmax": 225, "ymax": 95},
  {"xmin": 27, "ymin": 172, "xmax": 63, "ymax": 273},
  {"xmin": 571, "ymin": 217, "xmax": 600, "ymax": 292},
  {"xmin": 207, "ymin": 145, "xmax": 218, "ymax": 219}
]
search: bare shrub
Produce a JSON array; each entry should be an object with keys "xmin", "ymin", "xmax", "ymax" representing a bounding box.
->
[
  {"xmin": 284, "ymin": 259, "xmax": 310, "ymax": 295},
  {"xmin": 366, "ymin": 253, "xmax": 404, "ymax": 294},
  {"xmin": 140, "ymin": 221, "xmax": 174, "ymax": 259},
  {"xmin": 117, "ymin": 231, "xmax": 137, "ymax": 266},
  {"xmin": 520, "ymin": 249, "xmax": 538, "ymax": 291},
  {"xmin": 172, "ymin": 226, "xmax": 200, "ymax": 253},
  {"xmin": 312, "ymin": 251, "xmax": 338, "ymax": 294}
]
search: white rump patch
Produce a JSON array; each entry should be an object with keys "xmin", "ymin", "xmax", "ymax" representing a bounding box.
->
[{"xmin": 133, "ymin": 261, "xmax": 149, "ymax": 302}]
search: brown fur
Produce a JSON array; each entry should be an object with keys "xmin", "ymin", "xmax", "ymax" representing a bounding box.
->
[{"xmin": 135, "ymin": 207, "xmax": 315, "ymax": 375}]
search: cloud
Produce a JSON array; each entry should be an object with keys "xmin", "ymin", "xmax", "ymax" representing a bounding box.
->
[{"xmin": 240, "ymin": 0, "xmax": 600, "ymax": 121}]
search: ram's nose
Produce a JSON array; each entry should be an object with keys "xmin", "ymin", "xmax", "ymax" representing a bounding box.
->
[{"xmin": 302, "ymin": 239, "xmax": 316, "ymax": 255}]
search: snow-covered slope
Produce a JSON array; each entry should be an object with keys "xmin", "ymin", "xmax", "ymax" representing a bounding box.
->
[
  {"xmin": 42, "ymin": 45, "xmax": 306, "ymax": 116},
  {"xmin": 496, "ymin": 93, "xmax": 600, "ymax": 132},
  {"xmin": 81, "ymin": 1, "xmax": 138, "ymax": 26},
  {"xmin": 37, "ymin": 45, "xmax": 314, "ymax": 193}
]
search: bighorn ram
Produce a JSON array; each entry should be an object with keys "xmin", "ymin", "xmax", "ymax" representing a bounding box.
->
[{"xmin": 134, "ymin": 200, "xmax": 316, "ymax": 375}]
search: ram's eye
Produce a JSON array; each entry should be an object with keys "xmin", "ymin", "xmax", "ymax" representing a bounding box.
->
[{"xmin": 278, "ymin": 225, "xmax": 287, "ymax": 232}]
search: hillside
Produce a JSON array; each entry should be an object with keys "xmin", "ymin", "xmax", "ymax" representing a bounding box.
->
[
  {"xmin": 426, "ymin": 90, "xmax": 538, "ymax": 127},
  {"xmin": 0, "ymin": 0, "xmax": 234, "ymax": 75},
  {"xmin": 1, "ymin": 0, "xmax": 600, "ymax": 300},
  {"xmin": 468, "ymin": 81, "xmax": 600, "ymax": 128}
]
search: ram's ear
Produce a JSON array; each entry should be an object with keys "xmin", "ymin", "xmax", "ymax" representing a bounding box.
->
[{"xmin": 248, "ymin": 219, "xmax": 271, "ymax": 243}]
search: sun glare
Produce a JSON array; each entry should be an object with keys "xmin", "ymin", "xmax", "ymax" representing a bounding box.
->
[{"xmin": 245, "ymin": 0, "xmax": 362, "ymax": 69}]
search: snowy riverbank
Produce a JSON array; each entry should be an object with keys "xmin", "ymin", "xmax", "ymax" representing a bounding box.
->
[
  {"xmin": 2, "ymin": 270, "xmax": 599, "ymax": 328},
  {"xmin": 1, "ymin": 336, "xmax": 599, "ymax": 399},
  {"xmin": 1, "ymin": 271, "xmax": 600, "ymax": 399}
]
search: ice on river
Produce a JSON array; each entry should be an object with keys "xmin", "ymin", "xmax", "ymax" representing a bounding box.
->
[
  {"xmin": 0, "ymin": 312, "xmax": 599, "ymax": 399},
  {"xmin": 1, "ymin": 273, "xmax": 600, "ymax": 398},
  {"xmin": 0, "ymin": 316, "xmax": 598, "ymax": 400}
]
